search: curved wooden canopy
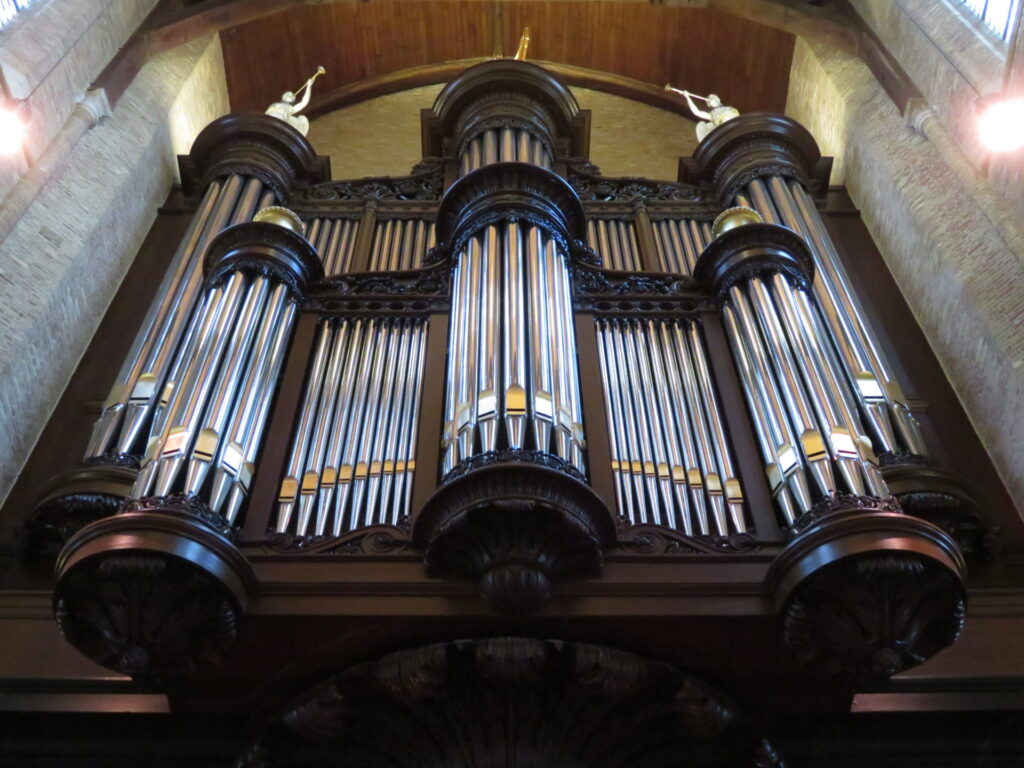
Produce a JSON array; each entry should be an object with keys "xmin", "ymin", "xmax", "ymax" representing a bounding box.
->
[
  {"xmin": 218, "ymin": 1, "xmax": 801, "ymax": 116},
  {"xmin": 107, "ymin": 0, "xmax": 911, "ymax": 120}
]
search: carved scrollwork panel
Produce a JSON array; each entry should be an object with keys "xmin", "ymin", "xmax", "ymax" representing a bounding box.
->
[
  {"xmin": 567, "ymin": 157, "xmax": 704, "ymax": 203},
  {"xmin": 238, "ymin": 636, "xmax": 776, "ymax": 768}
]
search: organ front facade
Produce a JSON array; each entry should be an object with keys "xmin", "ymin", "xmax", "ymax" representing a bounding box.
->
[{"xmin": 6, "ymin": 60, "xmax": 1020, "ymax": 766}]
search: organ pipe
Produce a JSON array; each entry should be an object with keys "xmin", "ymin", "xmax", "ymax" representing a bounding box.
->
[
  {"xmin": 459, "ymin": 128, "xmax": 552, "ymax": 176},
  {"xmin": 697, "ymin": 217, "xmax": 891, "ymax": 525},
  {"xmin": 276, "ymin": 318, "xmax": 429, "ymax": 536},
  {"xmin": 126, "ymin": 202, "xmax": 317, "ymax": 530},
  {"xmin": 587, "ymin": 219, "xmax": 643, "ymax": 271},
  {"xmin": 84, "ymin": 176, "xmax": 268, "ymax": 461},
  {"xmin": 442, "ymin": 221, "xmax": 585, "ymax": 475},
  {"xmin": 652, "ymin": 218, "xmax": 704, "ymax": 275},
  {"xmin": 742, "ymin": 177, "xmax": 928, "ymax": 459},
  {"xmin": 596, "ymin": 318, "xmax": 747, "ymax": 536}
]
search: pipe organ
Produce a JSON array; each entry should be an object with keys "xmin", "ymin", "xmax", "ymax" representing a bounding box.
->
[{"xmin": 23, "ymin": 60, "xmax": 992, "ymax": 741}]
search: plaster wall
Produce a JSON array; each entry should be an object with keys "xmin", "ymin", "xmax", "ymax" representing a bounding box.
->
[{"xmin": 0, "ymin": 34, "xmax": 229, "ymax": 509}]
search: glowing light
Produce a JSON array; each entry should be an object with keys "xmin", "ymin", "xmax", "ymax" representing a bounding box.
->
[
  {"xmin": 0, "ymin": 109, "xmax": 25, "ymax": 155},
  {"xmin": 979, "ymin": 98, "xmax": 1024, "ymax": 153}
]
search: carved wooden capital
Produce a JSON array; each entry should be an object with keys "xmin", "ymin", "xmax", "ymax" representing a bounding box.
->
[
  {"xmin": 204, "ymin": 220, "xmax": 324, "ymax": 298},
  {"xmin": 694, "ymin": 222, "xmax": 815, "ymax": 299},
  {"xmin": 424, "ymin": 59, "xmax": 586, "ymax": 158},
  {"xmin": 178, "ymin": 113, "xmax": 331, "ymax": 203},
  {"xmin": 412, "ymin": 451, "xmax": 616, "ymax": 613},
  {"xmin": 52, "ymin": 494, "xmax": 257, "ymax": 683},
  {"xmin": 765, "ymin": 496, "xmax": 967, "ymax": 678},
  {"xmin": 680, "ymin": 113, "xmax": 831, "ymax": 205},
  {"xmin": 434, "ymin": 162, "xmax": 586, "ymax": 263}
]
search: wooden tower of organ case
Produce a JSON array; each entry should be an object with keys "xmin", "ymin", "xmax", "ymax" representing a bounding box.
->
[{"xmin": 9, "ymin": 60, "xmax": 1022, "ymax": 766}]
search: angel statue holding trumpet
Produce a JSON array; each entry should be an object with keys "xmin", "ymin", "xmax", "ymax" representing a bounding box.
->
[
  {"xmin": 664, "ymin": 84, "xmax": 740, "ymax": 142},
  {"xmin": 265, "ymin": 66, "xmax": 327, "ymax": 136}
]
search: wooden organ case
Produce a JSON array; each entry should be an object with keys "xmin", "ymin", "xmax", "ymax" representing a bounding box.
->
[{"xmin": 12, "ymin": 60, "xmax": 1020, "ymax": 766}]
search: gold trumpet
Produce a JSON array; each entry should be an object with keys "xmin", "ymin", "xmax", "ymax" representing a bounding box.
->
[
  {"xmin": 295, "ymin": 66, "xmax": 327, "ymax": 97},
  {"xmin": 514, "ymin": 27, "xmax": 531, "ymax": 61}
]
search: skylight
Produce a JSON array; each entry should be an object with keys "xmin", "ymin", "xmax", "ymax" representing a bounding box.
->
[
  {"xmin": 958, "ymin": 0, "xmax": 1020, "ymax": 39},
  {"xmin": 0, "ymin": 0, "xmax": 34, "ymax": 30}
]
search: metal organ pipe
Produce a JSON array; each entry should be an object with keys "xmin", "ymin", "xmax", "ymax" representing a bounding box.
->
[
  {"xmin": 323, "ymin": 218, "xmax": 359, "ymax": 274},
  {"xmin": 458, "ymin": 128, "xmax": 552, "ymax": 176},
  {"xmin": 85, "ymin": 175, "xmax": 262, "ymax": 461},
  {"xmin": 595, "ymin": 319, "xmax": 748, "ymax": 536},
  {"xmin": 214, "ymin": 287, "xmax": 295, "ymax": 522},
  {"xmin": 367, "ymin": 219, "xmax": 436, "ymax": 271},
  {"xmin": 742, "ymin": 177, "xmax": 927, "ymax": 460},
  {"xmin": 699, "ymin": 218, "xmax": 892, "ymax": 526},
  {"xmin": 276, "ymin": 318, "xmax": 430, "ymax": 537},
  {"xmin": 652, "ymin": 218, "xmax": 705, "ymax": 275},
  {"xmin": 127, "ymin": 202, "xmax": 316, "ymax": 531},
  {"xmin": 587, "ymin": 219, "xmax": 642, "ymax": 271},
  {"xmin": 441, "ymin": 217, "xmax": 586, "ymax": 476}
]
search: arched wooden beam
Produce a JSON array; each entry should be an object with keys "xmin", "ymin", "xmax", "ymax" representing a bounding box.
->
[{"xmin": 304, "ymin": 59, "xmax": 703, "ymax": 122}]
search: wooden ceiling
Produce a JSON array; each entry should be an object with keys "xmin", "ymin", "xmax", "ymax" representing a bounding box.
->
[{"xmin": 219, "ymin": 1, "xmax": 796, "ymax": 117}]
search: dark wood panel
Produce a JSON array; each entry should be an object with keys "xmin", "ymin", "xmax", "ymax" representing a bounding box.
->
[{"xmin": 220, "ymin": 2, "xmax": 794, "ymax": 116}]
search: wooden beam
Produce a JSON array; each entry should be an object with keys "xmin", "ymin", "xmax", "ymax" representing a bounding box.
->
[
  {"xmin": 146, "ymin": 0, "xmax": 301, "ymax": 56},
  {"xmin": 93, "ymin": 0, "xmax": 300, "ymax": 107},
  {"xmin": 708, "ymin": 0, "xmax": 860, "ymax": 54}
]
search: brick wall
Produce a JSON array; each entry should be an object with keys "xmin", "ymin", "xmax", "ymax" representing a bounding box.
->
[
  {"xmin": 0, "ymin": 0, "xmax": 160, "ymax": 202},
  {"xmin": 787, "ymin": 38, "xmax": 1024, "ymax": 513},
  {"xmin": 0, "ymin": 35, "xmax": 229, "ymax": 509}
]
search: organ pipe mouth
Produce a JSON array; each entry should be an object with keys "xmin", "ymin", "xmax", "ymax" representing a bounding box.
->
[
  {"xmin": 711, "ymin": 206, "xmax": 763, "ymax": 238},
  {"xmin": 254, "ymin": 205, "xmax": 306, "ymax": 236}
]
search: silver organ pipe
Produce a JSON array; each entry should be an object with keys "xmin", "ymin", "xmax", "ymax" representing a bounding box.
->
[
  {"xmin": 149, "ymin": 178, "xmax": 266, "ymax": 441},
  {"xmin": 442, "ymin": 221, "xmax": 585, "ymax": 474},
  {"xmin": 215, "ymin": 288, "xmax": 296, "ymax": 523},
  {"xmin": 690, "ymin": 220, "xmax": 709, "ymax": 252},
  {"xmin": 503, "ymin": 222, "xmax": 528, "ymax": 451},
  {"xmin": 183, "ymin": 276, "xmax": 272, "ymax": 497},
  {"xmin": 700, "ymin": 221, "xmax": 714, "ymax": 245},
  {"xmin": 652, "ymin": 218, "xmax": 705, "ymax": 275},
  {"xmin": 136, "ymin": 273, "xmax": 249, "ymax": 498},
  {"xmin": 459, "ymin": 128, "xmax": 553, "ymax": 176},
  {"xmin": 276, "ymin": 318, "xmax": 429, "ymax": 536},
  {"xmin": 367, "ymin": 218, "xmax": 437, "ymax": 271},
  {"xmin": 297, "ymin": 217, "xmax": 362, "ymax": 275},
  {"xmin": 729, "ymin": 284, "xmax": 816, "ymax": 515},
  {"xmin": 480, "ymin": 225, "xmax": 502, "ymax": 452},
  {"xmin": 131, "ymin": 208, "xmax": 312, "ymax": 521},
  {"xmin": 586, "ymin": 219, "xmax": 642, "ymax": 271},
  {"xmin": 742, "ymin": 178, "xmax": 926, "ymax": 459},
  {"xmin": 84, "ymin": 175, "xmax": 263, "ymax": 460},
  {"xmin": 701, "ymin": 217, "xmax": 891, "ymax": 526},
  {"xmin": 596, "ymin": 319, "xmax": 748, "ymax": 536}
]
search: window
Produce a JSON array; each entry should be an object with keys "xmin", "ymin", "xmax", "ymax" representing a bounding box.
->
[
  {"xmin": 0, "ymin": 0, "xmax": 35, "ymax": 29},
  {"xmin": 958, "ymin": 0, "xmax": 1020, "ymax": 39}
]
